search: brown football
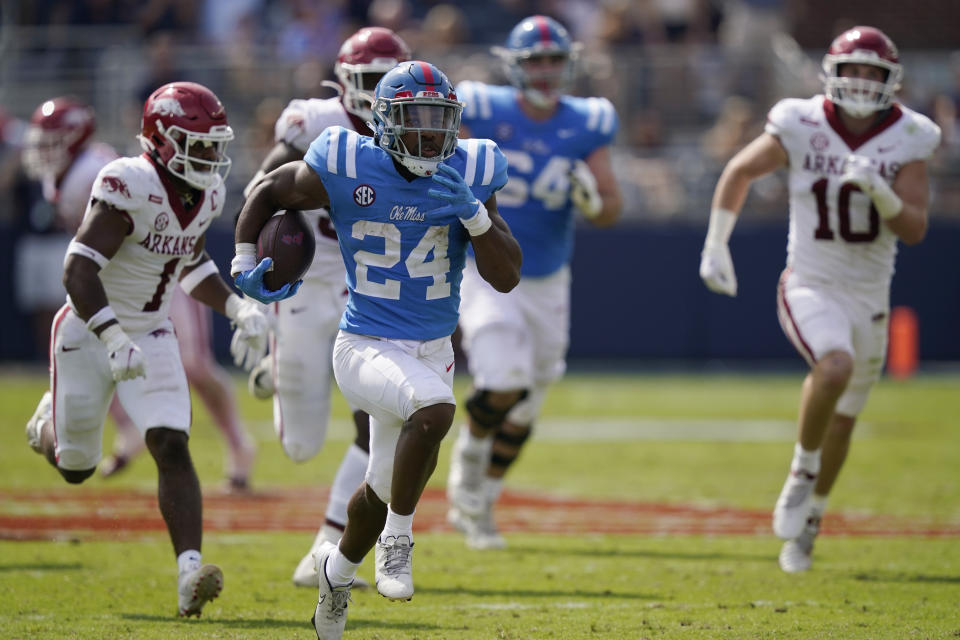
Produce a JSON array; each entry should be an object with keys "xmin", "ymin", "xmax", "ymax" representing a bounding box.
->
[{"xmin": 256, "ymin": 210, "xmax": 316, "ymax": 291}]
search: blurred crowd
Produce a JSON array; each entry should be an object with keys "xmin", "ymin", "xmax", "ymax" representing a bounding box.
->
[{"xmin": 3, "ymin": 0, "xmax": 960, "ymax": 228}]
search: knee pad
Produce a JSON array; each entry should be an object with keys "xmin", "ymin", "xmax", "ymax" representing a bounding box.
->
[
  {"xmin": 466, "ymin": 389, "xmax": 528, "ymax": 429},
  {"xmin": 506, "ymin": 384, "xmax": 547, "ymax": 425}
]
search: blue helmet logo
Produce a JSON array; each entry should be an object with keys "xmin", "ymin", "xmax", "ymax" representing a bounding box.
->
[{"xmin": 372, "ymin": 61, "xmax": 463, "ymax": 177}]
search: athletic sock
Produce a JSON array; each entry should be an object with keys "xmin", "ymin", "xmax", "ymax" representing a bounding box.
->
[
  {"xmin": 325, "ymin": 546, "xmax": 360, "ymax": 587},
  {"xmin": 325, "ymin": 444, "xmax": 368, "ymax": 528},
  {"xmin": 177, "ymin": 549, "xmax": 202, "ymax": 575},
  {"xmin": 793, "ymin": 442, "xmax": 821, "ymax": 474},
  {"xmin": 382, "ymin": 504, "xmax": 415, "ymax": 541}
]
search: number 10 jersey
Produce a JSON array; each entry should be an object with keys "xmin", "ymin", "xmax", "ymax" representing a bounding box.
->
[{"xmin": 765, "ymin": 95, "xmax": 940, "ymax": 292}]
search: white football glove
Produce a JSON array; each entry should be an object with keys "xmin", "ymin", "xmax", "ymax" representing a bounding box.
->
[
  {"xmin": 99, "ymin": 324, "xmax": 147, "ymax": 381},
  {"xmin": 569, "ymin": 159, "xmax": 602, "ymax": 219},
  {"xmin": 699, "ymin": 207, "xmax": 739, "ymax": 297},
  {"xmin": 699, "ymin": 243, "xmax": 738, "ymax": 297},
  {"xmin": 840, "ymin": 154, "xmax": 903, "ymax": 220},
  {"xmin": 226, "ymin": 294, "xmax": 270, "ymax": 371}
]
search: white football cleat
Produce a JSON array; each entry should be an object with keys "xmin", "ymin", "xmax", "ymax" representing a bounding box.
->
[
  {"xmin": 772, "ymin": 467, "xmax": 818, "ymax": 540},
  {"xmin": 177, "ymin": 564, "xmax": 223, "ymax": 618},
  {"xmin": 374, "ymin": 535, "xmax": 414, "ymax": 601},
  {"xmin": 448, "ymin": 506, "xmax": 506, "ymax": 550},
  {"xmin": 446, "ymin": 425, "xmax": 491, "ymax": 517},
  {"xmin": 25, "ymin": 391, "xmax": 52, "ymax": 453},
  {"xmin": 779, "ymin": 513, "xmax": 821, "ymax": 573},
  {"xmin": 312, "ymin": 546, "xmax": 352, "ymax": 640},
  {"xmin": 293, "ymin": 537, "xmax": 370, "ymax": 589},
  {"xmin": 247, "ymin": 354, "xmax": 275, "ymax": 399}
]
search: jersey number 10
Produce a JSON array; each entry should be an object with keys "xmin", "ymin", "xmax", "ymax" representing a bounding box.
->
[{"xmin": 811, "ymin": 178, "xmax": 880, "ymax": 243}]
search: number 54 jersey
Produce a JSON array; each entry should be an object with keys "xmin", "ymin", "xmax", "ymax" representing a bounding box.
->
[
  {"xmin": 304, "ymin": 126, "xmax": 508, "ymax": 341},
  {"xmin": 766, "ymin": 96, "xmax": 940, "ymax": 291},
  {"xmin": 457, "ymin": 81, "xmax": 617, "ymax": 277}
]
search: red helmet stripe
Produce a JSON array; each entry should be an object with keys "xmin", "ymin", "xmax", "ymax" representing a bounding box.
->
[
  {"xmin": 535, "ymin": 15, "xmax": 552, "ymax": 44},
  {"xmin": 419, "ymin": 61, "xmax": 435, "ymax": 85}
]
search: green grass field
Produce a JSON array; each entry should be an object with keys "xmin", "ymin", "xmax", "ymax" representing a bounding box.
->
[{"xmin": 1, "ymin": 368, "xmax": 958, "ymax": 639}]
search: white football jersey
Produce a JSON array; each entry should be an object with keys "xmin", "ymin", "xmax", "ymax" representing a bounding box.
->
[
  {"xmin": 274, "ymin": 97, "xmax": 354, "ymax": 283},
  {"xmin": 765, "ymin": 96, "xmax": 941, "ymax": 290},
  {"xmin": 44, "ymin": 142, "xmax": 119, "ymax": 233},
  {"xmin": 72, "ymin": 155, "xmax": 226, "ymax": 335}
]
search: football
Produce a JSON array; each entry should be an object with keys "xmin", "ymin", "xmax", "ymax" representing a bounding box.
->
[{"xmin": 256, "ymin": 210, "xmax": 316, "ymax": 291}]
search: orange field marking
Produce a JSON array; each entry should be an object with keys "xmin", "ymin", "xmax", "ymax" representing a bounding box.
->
[{"xmin": 1, "ymin": 487, "xmax": 958, "ymax": 541}]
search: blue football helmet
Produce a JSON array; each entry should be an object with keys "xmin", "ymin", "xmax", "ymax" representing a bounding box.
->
[
  {"xmin": 493, "ymin": 15, "xmax": 581, "ymax": 108},
  {"xmin": 371, "ymin": 61, "xmax": 462, "ymax": 177}
]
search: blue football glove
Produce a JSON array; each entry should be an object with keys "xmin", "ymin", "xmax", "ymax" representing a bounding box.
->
[
  {"xmin": 427, "ymin": 163, "xmax": 480, "ymax": 219},
  {"xmin": 233, "ymin": 257, "xmax": 302, "ymax": 303}
]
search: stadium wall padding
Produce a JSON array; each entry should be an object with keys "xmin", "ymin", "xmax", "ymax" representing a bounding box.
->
[{"xmin": 2, "ymin": 220, "xmax": 957, "ymax": 365}]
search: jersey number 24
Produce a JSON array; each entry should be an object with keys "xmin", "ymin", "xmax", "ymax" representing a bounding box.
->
[{"xmin": 351, "ymin": 221, "xmax": 451, "ymax": 300}]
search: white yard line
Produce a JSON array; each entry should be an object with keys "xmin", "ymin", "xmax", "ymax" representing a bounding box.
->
[{"xmin": 254, "ymin": 417, "xmax": 872, "ymax": 442}]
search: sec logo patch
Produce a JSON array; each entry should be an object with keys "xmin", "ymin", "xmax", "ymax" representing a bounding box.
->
[{"xmin": 353, "ymin": 184, "xmax": 376, "ymax": 207}]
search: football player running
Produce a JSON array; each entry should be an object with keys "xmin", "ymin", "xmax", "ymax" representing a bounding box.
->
[
  {"xmin": 235, "ymin": 26, "xmax": 412, "ymax": 589},
  {"xmin": 232, "ymin": 60, "xmax": 521, "ymax": 640},
  {"xmin": 23, "ymin": 96, "xmax": 258, "ymax": 491},
  {"xmin": 21, "ymin": 98, "xmax": 144, "ymax": 470},
  {"xmin": 445, "ymin": 15, "xmax": 622, "ymax": 549},
  {"xmin": 24, "ymin": 82, "xmax": 270, "ymax": 617},
  {"xmin": 699, "ymin": 26, "xmax": 940, "ymax": 573}
]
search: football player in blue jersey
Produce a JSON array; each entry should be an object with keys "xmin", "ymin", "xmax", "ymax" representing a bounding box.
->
[
  {"xmin": 231, "ymin": 60, "xmax": 521, "ymax": 640},
  {"xmin": 445, "ymin": 15, "xmax": 623, "ymax": 550}
]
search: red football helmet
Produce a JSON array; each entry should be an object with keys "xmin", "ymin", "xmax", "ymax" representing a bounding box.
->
[
  {"xmin": 22, "ymin": 97, "xmax": 95, "ymax": 180},
  {"xmin": 821, "ymin": 26, "xmax": 902, "ymax": 118},
  {"xmin": 138, "ymin": 81, "xmax": 234, "ymax": 190},
  {"xmin": 334, "ymin": 27, "xmax": 412, "ymax": 122}
]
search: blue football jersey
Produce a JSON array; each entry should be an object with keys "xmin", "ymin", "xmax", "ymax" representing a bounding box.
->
[
  {"xmin": 304, "ymin": 126, "xmax": 508, "ymax": 340},
  {"xmin": 457, "ymin": 81, "xmax": 618, "ymax": 277}
]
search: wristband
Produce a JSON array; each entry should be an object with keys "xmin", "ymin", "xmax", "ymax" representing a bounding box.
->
[
  {"xmin": 705, "ymin": 208, "xmax": 738, "ymax": 247},
  {"xmin": 98, "ymin": 323, "xmax": 128, "ymax": 351},
  {"xmin": 870, "ymin": 180, "xmax": 904, "ymax": 220},
  {"xmin": 86, "ymin": 305, "xmax": 118, "ymax": 332},
  {"xmin": 460, "ymin": 201, "xmax": 492, "ymax": 237},
  {"xmin": 231, "ymin": 242, "xmax": 257, "ymax": 277},
  {"xmin": 66, "ymin": 240, "xmax": 109, "ymax": 269}
]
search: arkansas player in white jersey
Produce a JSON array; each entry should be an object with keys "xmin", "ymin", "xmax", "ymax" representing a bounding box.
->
[
  {"xmin": 24, "ymin": 82, "xmax": 269, "ymax": 618},
  {"xmin": 699, "ymin": 27, "xmax": 941, "ymax": 573},
  {"xmin": 236, "ymin": 26, "xmax": 411, "ymax": 589},
  {"xmin": 23, "ymin": 98, "xmax": 257, "ymax": 491}
]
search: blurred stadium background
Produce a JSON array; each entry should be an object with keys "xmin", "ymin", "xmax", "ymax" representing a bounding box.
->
[{"xmin": 1, "ymin": 0, "xmax": 958, "ymax": 369}]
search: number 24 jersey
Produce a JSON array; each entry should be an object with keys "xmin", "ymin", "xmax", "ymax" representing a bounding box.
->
[{"xmin": 304, "ymin": 126, "xmax": 508, "ymax": 341}]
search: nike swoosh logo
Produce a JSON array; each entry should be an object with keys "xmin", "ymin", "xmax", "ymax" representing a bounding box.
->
[
  {"xmin": 799, "ymin": 117, "xmax": 819, "ymax": 127},
  {"xmin": 446, "ymin": 362, "xmax": 455, "ymax": 372},
  {"xmin": 877, "ymin": 145, "xmax": 897, "ymax": 153},
  {"xmin": 289, "ymin": 307, "xmax": 308, "ymax": 314},
  {"xmin": 198, "ymin": 218, "xmax": 210, "ymax": 227},
  {"xmin": 61, "ymin": 346, "xmax": 80, "ymax": 352}
]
